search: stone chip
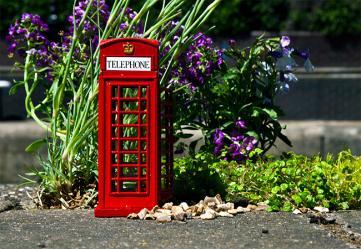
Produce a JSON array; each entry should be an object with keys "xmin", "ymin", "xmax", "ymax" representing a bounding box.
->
[
  {"xmin": 314, "ymin": 206, "xmax": 329, "ymax": 213},
  {"xmin": 162, "ymin": 202, "xmax": 173, "ymax": 210},
  {"xmin": 156, "ymin": 214, "xmax": 172, "ymax": 223},
  {"xmin": 218, "ymin": 211, "xmax": 234, "ymax": 217},
  {"xmin": 137, "ymin": 208, "xmax": 149, "ymax": 220},
  {"xmin": 127, "ymin": 213, "xmax": 138, "ymax": 219}
]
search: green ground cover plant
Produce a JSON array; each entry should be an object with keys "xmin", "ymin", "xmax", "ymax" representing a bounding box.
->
[{"xmin": 174, "ymin": 150, "xmax": 361, "ymax": 211}]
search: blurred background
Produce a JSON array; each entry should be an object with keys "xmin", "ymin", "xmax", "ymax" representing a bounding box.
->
[{"xmin": 0, "ymin": 0, "xmax": 360, "ymax": 182}]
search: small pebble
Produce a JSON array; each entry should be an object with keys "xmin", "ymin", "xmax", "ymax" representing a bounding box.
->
[
  {"xmin": 162, "ymin": 202, "xmax": 173, "ymax": 210},
  {"xmin": 324, "ymin": 216, "xmax": 336, "ymax": 224},
  {"xmin": 313, "ymin": 206, "xmax": 329, "ymax": 213},
  {"xmin": 218, "ymin": 211, "xmax": 234, "ymax": 217},
  {"xmin": 227, "ymin": 209, "xmax": 238, "ymax": 215},
  {"xmin": 156, "ymin": 214, "xmax": 172, "ymax": 223},
  {"xmin": 127, "ymin": 213, "xmax": 138, "ymax": 219},
  {"xmin": 292, "ymin": 209, "xmax": 302, "ymax": 215},
  {"xmin": 179, "ymin": 202, "xmax": 189, "ymax": 211}
]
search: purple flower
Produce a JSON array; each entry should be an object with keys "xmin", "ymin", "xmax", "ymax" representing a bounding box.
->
[
  {"xmin": 214, "ymin": 128, "xmax": 225, "ymax": 145},
  {"xmin": 21, "ymin": 13, "xmax": 32, "ymax": 22},
  {"xmin": 243, "ymin": 137, "xmax": 257, "ymax": 151},
  {"xmin": 229, "ymin": 143, "xmax": 242, "ymax": 159},
  {"xmin": 166, "ymin": 30, "xmax": 223, "ymax": 89},
  {"xmin": 235, "ymin": 119, "xmax": 247, "ymax": 129},
  {"xmin": 213, "ymin": 128, "xmax": 225, "ymax": 155},
  {"xmin": 280, "ymin": 36, "xmax": 290, "ymax": 48},
  {"xmin": 120, "ymin": 23, "xmax": 128, "ymax": 30},
  {"xmin": 231, "ymin": 130, "xmax": 244, "ymax": 142},
  {"xmin": 8, "ymin": 42, "xmax": 17, "ymax": 53}
]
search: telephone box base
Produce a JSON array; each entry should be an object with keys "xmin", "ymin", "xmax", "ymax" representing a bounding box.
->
[{"xmin": 94, "ymin": 206, "xmax": 154, "ymax": 217}]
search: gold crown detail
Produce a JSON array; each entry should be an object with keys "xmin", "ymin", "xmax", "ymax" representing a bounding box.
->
[{"xmin": 123, "ymin": 42, "xmax": 134, "ymax": 54}]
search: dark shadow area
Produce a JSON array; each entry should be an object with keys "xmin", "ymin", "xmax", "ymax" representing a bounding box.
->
[{"xmin": 173, "ymin": 159, "xmax": 227, "ymax": 203}]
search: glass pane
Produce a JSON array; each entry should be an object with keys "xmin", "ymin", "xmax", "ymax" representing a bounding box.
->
[
  {"xmin": 141, "ymin": 141, "xmax": 147, "ymax": 150},
  {"xmin": 112, "ymin": 127, "xmax": 119, "ymax": 137},
  {"xmin": 141, "ymin": 114, "xmax": 147, "ymax": 124},
  {"xmin": 141, "ymin": 101, "xmax": 147, "ymax": 110},
  {"xmin": 121, "ymin": 154, "xmax": 138, "ymax": 163},
  {"xmin": 121, "ymin": 127, "xmax": 137, "ymax": 137},
  {"xmin": 111, "ymin": 140, "xmax": 119, "ymax": 151},
  {"xmin": 122, "ymin": 114, "xmax": 138, "ymax": 124},
  {"xmin": 141, "ymin": 87, "xmax": 147, "ymax": 97},
  {"xmin": 121, "ymin": 141, "xmax": 138, "ymax": 150},
  {"xmin": 112, "ymin": 154, "xmax": 119, "ymax": 164},
  {"xmin": 111, "ymin": 167, "xmax": 118, "ymax": 178},
  {"xmin": 122, "ymin": 87, "xmax": 138, "ymax": 98},
  {"xmin": 111, "ymin": 181, "xmax": 118, "ymax": 192},
  {"xmin": 112, "ymin": 100, "xmax": 119, "ymax": 110},
  {"xmin": 112, "ymin": 86, "xmax": 119, "ymax": 97},
  {"xmin": 121, "ymin": 101, "xmax": 138, "ymax": 111},
  {"xmin": 112, "ymin": 113, "xmax": 119, "ymax": 124},
  {"xmin": 121, "ymin": 167, "xmax": 138, "ymax": 177},
  {"xmin": 141, "ymin": 153, "xmax": 146, "ymax": 163},
  {"xmin": 121, "ymin": 181, "xmax": 137, "ymax": 192},
  {"xmin": 141, "ymin": 127, "xmax": 147, "ymax": 137},
  {"xmin": 141, "ymin": 167, "xmax": 147, "ymax": 176},
  {"xmin": 140, "ymin": 180, "xmax": 147, "ymax": 192}
]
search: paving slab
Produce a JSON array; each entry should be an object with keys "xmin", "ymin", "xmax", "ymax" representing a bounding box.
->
[
  {"xmin": 0, "ymin": 210, "xmax": 353, "ymax": 249},
  {"xmin": 337, "ymin": 211, "xmax": 361, "ymax": 234}
]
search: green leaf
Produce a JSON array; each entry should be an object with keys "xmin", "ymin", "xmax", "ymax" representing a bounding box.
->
[
  {"xmin": 9, "ymin": 81, "xmax": 24, "ymax": 95},
  {"xmin": 292, "ymin": 194, "xmax": 302, "ymax": 205},
  {"xmin": 278, "ymin": 133, "xmax": 292, "ymax": 147},
  {"xmin": 220, "ymin": 121, "xmax": 233, "ymax": 130},
  {"xmin": 263, "ymin": 108, "xmax": 278, "ymax": 120},
  {"xmin": 25, "ymin": 139, "xmax": 46, "ymax": 153},
  {"xmin": 246, "ymin": 131, "xmax": 259, "ymax": 140},
  {"xmin": 282, "ymin": 201, "xmax": 293, "ymax": 212},
  {"xmin": 280, "ymin": 183, "xmax": 288, "ymax": 191},
  {"xmin": 271, "ymin": 186, "xmax": 280, "ymax": 194}
]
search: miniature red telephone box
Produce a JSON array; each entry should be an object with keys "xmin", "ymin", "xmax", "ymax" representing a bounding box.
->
[{"xmin": 95, "ymin": 38, "xmax": 173, "ymax": 217}]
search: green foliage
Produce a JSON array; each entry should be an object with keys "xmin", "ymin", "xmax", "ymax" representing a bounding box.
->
[
  {"xmin": 175, "ymin": 150, "xmax": 361, "ymax": 211},
  {"xmin": 310, "ymin": 0, "xmax": 361, "ymax": 35},
  {"xmin": 174, "ymin": 36, "xmax": 290, "ymax": 153},
  {"xmin": 199, "ymin": 0, "xmax": 290, "ymax": 36},
  {"xmin": 290, "ymin": 0, "xmax": 361, "ymax": 36},
  {"xmin": 174, "ymin": 152, "xmax": 226, "ymax": 202}
]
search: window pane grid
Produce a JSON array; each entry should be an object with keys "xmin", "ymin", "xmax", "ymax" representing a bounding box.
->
[{"xmin": 110, "ymin": 85, "xmax": 149, "ymax": 195}]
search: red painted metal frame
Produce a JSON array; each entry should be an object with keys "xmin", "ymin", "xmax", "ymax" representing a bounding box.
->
[{"xmin": 95, "ymin": 38, "xmax": 161, "ymax": 217}]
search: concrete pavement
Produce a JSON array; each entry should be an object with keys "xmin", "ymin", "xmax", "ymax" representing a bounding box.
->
[{"xmin": 0, "ymin": 209, "xmax": 360, "ymax": 249}]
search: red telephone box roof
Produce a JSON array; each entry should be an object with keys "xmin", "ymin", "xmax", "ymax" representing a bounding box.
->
[
  {"xmin": 100, "ymin": 38, "xmax": 158, "ymax": 48},
  {"xmin": 99, "ymin": 38, "xmax": 159, "ymax": 73}
]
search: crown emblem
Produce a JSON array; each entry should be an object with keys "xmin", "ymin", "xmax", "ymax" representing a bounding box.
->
[{"xmin": 123, "ymin": 42, "xmax": 134, "ymax": 55}]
